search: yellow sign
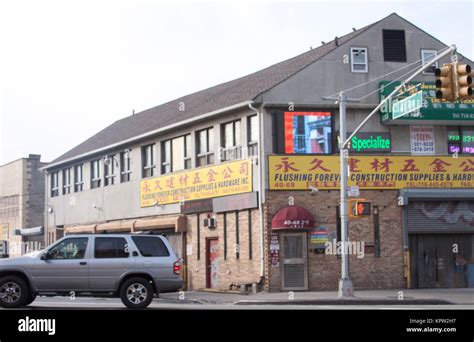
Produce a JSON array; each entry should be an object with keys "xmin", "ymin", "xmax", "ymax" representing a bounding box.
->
[
  {"xmin": 140, "ymin": 159, "xmax": 253, "ymax": 207},
  {"xmin": 269, "ymin": 155, "xmax": 474, "ymax": 190}
]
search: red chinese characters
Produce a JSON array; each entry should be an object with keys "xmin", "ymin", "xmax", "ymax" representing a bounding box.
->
[
  {"xmin": 222, "ymin": 166, "xmax": 233, "ymax": 179},
  {"xmin": 459, "ymin": 159, "xmax": 474, "ymax": 172},
  {"xmin": 309, "ymin": 158, "xmax": 331, "ymax": 172},
  {"xmin": 370, "ymin": 158, "xmax": 393, "ymax": 172},
  {"xmin": 239, "ymin": 162, "xmax": 249, "ymax": 176},
  {"xmin": 153, "ymin": 180, "xmax": 162, "ymax": 190},
  {"xmin": 193, "ymin": 172, "xmax": 202, "ymax": 184},
  {"xmin": 400, "ymin": 159, "xmax": 420, "ymax": 172},
  {"xmin": 207, "ymin": 169, "xmax": 218, "ymax": 182},
  {"xmin": 179, "ymin": 174, "xmax": 189, "ymax": 186},
  {"xmin": 348, "ymin": 158, "xmax": 361, "ymax": 173},
  {"xmin": 166, "ymin": 177, "xmax": 175, "ymax": 188},
  {"xmin": 142, "ymin": 181, "xmax": 151, "ymax": 193},
  {"xmin": 429, "ymin": 158, "xmax": 451, "ymax": 173},
  {"xmin": 275, "ymin": 157, "xmax": 299, "ymax": 172}
]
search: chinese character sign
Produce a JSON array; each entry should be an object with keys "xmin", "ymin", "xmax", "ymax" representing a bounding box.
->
[
  {"xmin": 140, "ymin": 160, "xmax": 253, "ymax": 207},
  {"xmin": 269, "ymin": 155, "xmax": 474, "ymax": 190}
]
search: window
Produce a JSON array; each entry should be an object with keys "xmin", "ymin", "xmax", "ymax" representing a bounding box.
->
[
  {"xmin": 94, "ymin": 237, "xmax": 129, "ymax": 258},
  {"xmin": 131, "ymin": 236, "xmax": 170, "ymax": 257},
  {"xmin": 248, "ymin": 115, "xmax": 259, "ymax": 157},
  {"xmin": 196, "ymin": 127, "xmax": 214, "ymax": 166},
  {"xmin": 142, "ymin": 144, "xmax": 155, "ymax": 178},
  {"xmin": 383, "ymin": 30, "xmax": 406, "ymax": 62},
  {"xmin": 162, "ymin": 135, "xmax": 192, "ymax": 174},
  {"xmin": 448, "ymin": 126, "xmax": 474, "ymax": 154},
  {"xmin": 62, "ymin": 168, "xmax": 72, "ymax": 194},
  {"xmin": 74, "ymin": 164, "xmax": 83, "ymax": 192},
  {"xmin": 351, "ymin": 47, "xmax": 368, "ymax": 73},
  {"xmin": 421, "ymin": 49, "xmax": 438, "ymax": 74},
  {"xmin": 50, "ymin": 172, "xmax": 59, "ymax": 197},
  {"xmin": 275, "ymin": 111, "xmax": 333, "ymax": 154},
  {"xmin": 48, "ymin": 238, "xmax": 88, "ymax": 260},
  {"xmin": 120, "ymin": 151, "xmax": 131, "ymax": 183},
  {"xmin": 91, "ymin": 159, "xmax": 101, "ymax": 189},
  {"xmin": 104, "ymin": 155, "xmax": 115, "ymax": 186},
  {"xmin": 221, "ymin": 120, "xmax": 242, "ymax": 161}
]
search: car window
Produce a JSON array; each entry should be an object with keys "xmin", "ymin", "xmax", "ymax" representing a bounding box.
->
[
  {"xmin": 48, "ymin": 238, "xmax": 88, "ymax": 260},
  {"xmin": 94, "ymin": 237, "xmax": 129, "ymax": 259},
  {"xmin": 131, "ymin": 236, "xmax": 170, "ymax": 257}
]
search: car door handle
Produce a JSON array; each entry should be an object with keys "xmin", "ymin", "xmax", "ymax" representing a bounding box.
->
[{"xmin": 79, "ymin": 262, "xmax": 87, "ymax": 265}]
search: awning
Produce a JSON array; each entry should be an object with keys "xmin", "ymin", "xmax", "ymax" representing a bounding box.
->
[
  {"xmin": 96, "ymin": 220, "xmax": 135, "ymax": 233},
  {"xmin": 65, "ymin": 224, "xmax": 97, "ymax": 234},
  {"xmin": 271, "ymin": 206, "xmax": 315, "ymax": 230},
  {"xmin": 134, "ymin": 216, "xmax": 187, "ymax": 233},
  {"xmin": 14, "ymin": 226, "xmax": 44, "ymax": 236}
]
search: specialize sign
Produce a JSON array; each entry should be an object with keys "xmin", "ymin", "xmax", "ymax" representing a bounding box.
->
[
  {"xmin": 269, "ymin": 155, "xmax": 474, "ymax": 190},
  {"xmin": 140, "ymin": 159, "xmax": 252, "ymax": 207},
  {"xmin": 347, "ymin": 132, "xmax": 391, "ymax": 152}
]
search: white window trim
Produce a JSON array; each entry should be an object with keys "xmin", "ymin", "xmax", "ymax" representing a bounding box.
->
[
  {"xmin": 350, "ymin": 47, "xmax": 368, "ymax": 73},
  {"xmin": 421, "ymin": 49, "xmax": 438, "ymax": 75},
  {"xmin": 91, "ymin": 160, "xmax": 101, "ymax": 181}
]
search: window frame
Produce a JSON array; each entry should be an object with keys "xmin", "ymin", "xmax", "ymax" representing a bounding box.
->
[
  {"xmin": 47, "ymin": 237, "xmax": 89, "ymax": 260},
  {"xmin": 50, "ymin": 171, "xmax": 59, "ymax": 197},
  {"xmin": 94, "ymin": 237, "xmax": 130, "ymax": 259},
  {"xmin": 350, "ymin": 47, "xmax": 368, "ymax": 73},
  {"xmin": 141, "ymin": 144, "xmax": 156, "ymax": 178},
  {"xmin": 221, "ymin": 120, "xmax": 242, "ymax": 161},
  {"xmin": 120, "ymin": 151, "xmax": 132, "ymax": 183},
  {"xmin": 196, "ymin": 127, "xmax": 215, "ymax": 167},
  {"xmin": 74, "ymin": 164, "xmax": 84, "ymax": 192},
  {"xmin": 161, "ymin": 134, "xmax": 192, "ymax": 174},
  {"xmin": 247, "ymin": 115, "xmax": 259, "ymax": 157},
  {"xmin": 421, "ymin": 49, "xmax": 438, "ymax": 75},
  {"xmin": 62, "ymin": 168, "xmax": 72, "ymax": 195},
  {"xmin": 104, "ymin": 155, "xmax": 116, "ymax": 186},
  {"xmin": 382, "ymin": 29, "xmax": 407, "ymax": 62},
  {"xmin": 90, "ymin": 159, "xmax": 102, "ymax": 189}
]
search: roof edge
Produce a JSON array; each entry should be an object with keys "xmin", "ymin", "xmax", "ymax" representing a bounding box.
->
[{"xmin": 41, "ymin": 100, "xmax": 254, "ymax": 171}]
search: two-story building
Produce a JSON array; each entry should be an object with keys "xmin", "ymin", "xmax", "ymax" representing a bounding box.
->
[{"xmin": 42, "ymin": 13, "xmax": 474, "ymax": 292}]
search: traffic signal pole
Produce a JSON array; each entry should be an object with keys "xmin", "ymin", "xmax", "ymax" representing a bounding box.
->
[{"xmin": 323, "ymin": 44, "xmax": 456, "ymax": 298}]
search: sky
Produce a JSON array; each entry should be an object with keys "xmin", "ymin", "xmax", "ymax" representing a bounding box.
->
[{"xmin": 0, "ymin": 0, "xmax": 473, "ymax": 165}]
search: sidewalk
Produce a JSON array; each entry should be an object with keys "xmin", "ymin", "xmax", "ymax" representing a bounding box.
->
[{"xmin": 160, "ymin": 288, "xmax": 474, "ymax": 305}]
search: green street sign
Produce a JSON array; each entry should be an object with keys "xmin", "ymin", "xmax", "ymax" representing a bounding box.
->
[
  {"xmin": 392, "ymin": 91, "xmax": 422, "ymax": 119},
  {"xmin": 379, "ymin": 81, "xmax": 474, "ymax": 123}
]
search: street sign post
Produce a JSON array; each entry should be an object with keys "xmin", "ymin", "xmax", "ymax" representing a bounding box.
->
[{"xmin": 392, "ymin": 91, "xmax": 423, "ymax": 119}]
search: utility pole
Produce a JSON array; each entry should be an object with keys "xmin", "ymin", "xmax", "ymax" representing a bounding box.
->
[{"xmin": 323, "ymin": 44, "xmax": 457, "ymax": 298}]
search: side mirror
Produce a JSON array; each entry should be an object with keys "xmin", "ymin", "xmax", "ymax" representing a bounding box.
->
[{"xmin": 40, "ymin": 252, "xmax": 50, "ymax": 260}]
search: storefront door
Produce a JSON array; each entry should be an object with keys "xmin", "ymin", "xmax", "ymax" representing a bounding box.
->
[
  {"xmin": 281, "ymin": 233, "xmax": 308, "ymax": 290},
  {"xmin": 206, "ymin": 238, "xmax": 220, "ymax": 289}
]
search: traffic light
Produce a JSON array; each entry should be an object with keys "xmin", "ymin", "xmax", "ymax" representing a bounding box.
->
[
  {"xmin": 349, "ymin": 200, "xmax": 371, "ymax": 217},
  {"xmin": 435, "ymin": 64, "xmax": 455, "ymax": 101},
  {"xmin": 455, "ymin": 64, "xmax": 473, "ymax": 100}
]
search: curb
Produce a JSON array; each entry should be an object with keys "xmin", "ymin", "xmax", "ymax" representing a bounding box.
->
[{"xmin": 234, "ymin": 298, "xmax": 455, "ymax": 305}]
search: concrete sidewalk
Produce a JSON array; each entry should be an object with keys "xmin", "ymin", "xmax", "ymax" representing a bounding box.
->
[{"xmin": 160, "ymin": 288, "xmax": 474, "ymax": 305}]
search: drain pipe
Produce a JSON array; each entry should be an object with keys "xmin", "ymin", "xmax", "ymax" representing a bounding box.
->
[{"xmin": 248, "ymin": 102, "xmax": 265, "ymax": 287}]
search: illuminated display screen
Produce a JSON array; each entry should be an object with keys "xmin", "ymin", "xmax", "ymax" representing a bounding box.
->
[
  {"xmin": 284, "ymin": 112, "xmax": 332, "ymax": 154},
  {"xmin": 447, "ymin": 127, "xmax": 474, "ymax": 154}
]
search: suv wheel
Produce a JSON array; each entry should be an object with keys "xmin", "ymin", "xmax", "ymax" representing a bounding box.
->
[
  {"xmin": 0, "ymin": 276, "xmax": 28, "ymax": 308},
  {"xmin": 120, "ymin": 277, "xmax": 154, "ymax": 309},
  {"xmin": 23, "ymin": 293, "xmax": 37, "ymax": 307}
]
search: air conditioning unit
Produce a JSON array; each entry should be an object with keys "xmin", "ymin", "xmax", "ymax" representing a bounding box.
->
[{"xmin": 204, "ymin": 217, "xmax": 216, "ymax": 228}]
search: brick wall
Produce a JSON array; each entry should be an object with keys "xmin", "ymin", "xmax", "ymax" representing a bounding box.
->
[
  {"xmin": 185, "ymin": 209, "xmax": 262, "ymax": 290},
  {"xmin": 265, "ymin": 190, "xmax": 405, "ymax": 291}
]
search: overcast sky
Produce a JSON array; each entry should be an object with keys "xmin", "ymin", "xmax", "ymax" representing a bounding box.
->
[{"xmin": 0, "ymin": 0, "xmax": 472, "ymax": 165}]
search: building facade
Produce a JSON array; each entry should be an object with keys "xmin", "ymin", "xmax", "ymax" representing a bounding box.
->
[
  {"xmin": 0, "ymin": 154, "xmax": 48, "ymax": 257},
  {"xmin": 43, "ymin": 13, "xmax": 474, "ymax": 292}
]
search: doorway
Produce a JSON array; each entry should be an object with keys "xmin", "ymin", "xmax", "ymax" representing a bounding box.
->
[
  {"xmin": 206, "ymin": 238, "xmax": 220, "ymax": 289},
  {"xmin": 281, "ymin": 232, "xmax": 308, "ymax": 290}
]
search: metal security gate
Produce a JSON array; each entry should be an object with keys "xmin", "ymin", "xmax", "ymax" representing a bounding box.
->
[
  {"xmin": 407, "ymin": 200, "xmax": 474, "ymax": 288},
  {"xmin": 281, "ymin": 233, "xmax": 308, "ymax": 290}
]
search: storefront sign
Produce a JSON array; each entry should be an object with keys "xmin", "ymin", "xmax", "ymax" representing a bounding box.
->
[
  {"xmin": 213, "ymin": 192, "xmax": 258, "ymax": 213},
  {"xmin": 180, "ymin": 199, "xmax": 213, "ymax": 214},
  {"xmin": 270, "ymin": 234, "xmax": 280, "ymax": 267},
  {"xmin": 379, "ymin": 81, "xmax": 474, "ymax": 123},
  {"xmin": 348, "ymin": 132, "xmax": 391, "ymax": 152},
  {"xmin": 0, "ymin": 224, "xmax": 8, "ymax": 240},
  {"xmin": 140, "ymin": 159, "xmax": 252, "ymax": 207},
  {"xmin": 410, "ymin": 126, "xmax": 435, "ymax": 155},
  {"xmin": 309, "ymin": 227, "xmax": 330, "ymax": 246},
  {"xmin": 269, "ymin": 155, "xmax": 474, "ymax": 190}
]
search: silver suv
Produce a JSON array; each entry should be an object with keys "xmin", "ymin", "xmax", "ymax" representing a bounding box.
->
[{"xmin": 0, "ymin": 234, "xmax": 183, "ymax": 309}]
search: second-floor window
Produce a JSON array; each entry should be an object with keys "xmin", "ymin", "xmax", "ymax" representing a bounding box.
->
[
  {"xmin": 248, "ymin": 115, "xmax": 258, "ymax": 157},
  {"xmin": 62, "ymin": 168, "xmax": 72, "ymax": 194},
  {"xmin": 74, "ymin": 164, "xmax": 83, "ymax": 192},
  {"xmin": 197, "ymin": 127, "xmax": 214, "ymax": 167},
  {"xmin": 50, "ymin": 172, "xmax": 59, "ymax": 197},
  {"xmin": 221, "ymin": 120, "xmax": 241, "ymax": 161},
  {"xmin": 142, "ymin": 144, "xmax": 155, "ymax": 178},
  {"xmin": 91, "ymin": 159, "xmax": 101, "ymax": 189},
  {"xmin": 351, "ymin": 47, "xmax": 368, "ymax": 73},
  {"xmin": 120, "ymin": 151, "xmax": 131, "ymax": 183},
  {"xmin": 104, "ymin": 155, "xmax": 115, "ymax": 186},
  {"xmin": 162, "ymin": 135, "xmax": 192, "ymax": 174}
]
